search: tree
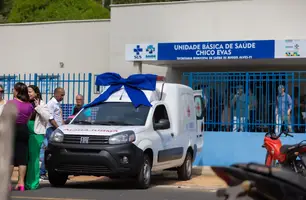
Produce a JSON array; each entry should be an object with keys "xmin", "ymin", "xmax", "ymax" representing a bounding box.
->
[
  {"xmin": 103, "ymin": 0, "xmax": 111, "ymax": 10},
  {"xmin": 112, "ymin": 0, "xmax": 185, "ymax": 4},
  {"xmin": 94, "ymin": 0, "xmax": 110, "ymax": 10},
  {"xmin": 8, "ymin": 0, "xmax": 110, "ymax": 23},
  {"xmin": 0, "ymin": 0, "xmax": 13, "ymax": 23}
]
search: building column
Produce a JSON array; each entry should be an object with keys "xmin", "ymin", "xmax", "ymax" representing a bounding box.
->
[{"xmin": 133, "ymin": 61, "xmax": 143, "ymax": 74}]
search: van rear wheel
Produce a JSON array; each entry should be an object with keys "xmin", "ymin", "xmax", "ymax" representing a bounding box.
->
[{"xmin": 177, "ymin": 151, "xmax": 192, "ymax": 180}]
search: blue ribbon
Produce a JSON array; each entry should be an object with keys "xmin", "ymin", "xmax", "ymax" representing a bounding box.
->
[{"xmin": 84, "ymin": 72, "xmax": 157, "ymax": 108}]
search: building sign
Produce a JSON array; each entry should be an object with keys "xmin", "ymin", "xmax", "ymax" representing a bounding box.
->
[
  {"xmin": 126, "ymin": 44, "xmax": 158, "ymax": 61},
  {"xmin": 274, "ymin": 39, "xmax": 306, "ymax": 58},
  {"xmin": 157, "ymin": 40, "xmax": 275, "ymax": 60},
  {"xmin": 126, "ymin": 39, "xmax": 306, "ymax": 61}
]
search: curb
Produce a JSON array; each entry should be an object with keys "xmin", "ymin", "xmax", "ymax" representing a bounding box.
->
[
  {"xmin": 12, "ymin": 167, "xmax": 223, "ymax": 190},
  {"xmin": 157, "ymin": 166, "xmax": 215, "ymax": 177},
  {"xmin": 155, "ymin": 184, "xmax": 223, "ymax": 191},
  {"xmin": 192, "ymin": 166, "xmax": 215, "ymax": 176},
  {"xmin": 14, "ymin": 166, "xmax": 215, "ymax": 175}
]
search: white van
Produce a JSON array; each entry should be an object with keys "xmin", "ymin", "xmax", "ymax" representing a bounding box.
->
[{"xmin": 45, "ymin": 76, "xmax": 204, "ymax": 189}]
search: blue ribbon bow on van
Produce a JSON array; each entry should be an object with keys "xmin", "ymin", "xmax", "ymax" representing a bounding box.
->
[{"xmin": 83, "ymin": 72, "xmax": 157, "ymax": 108}]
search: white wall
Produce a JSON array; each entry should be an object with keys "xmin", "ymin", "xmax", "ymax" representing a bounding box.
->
[
  {"xmin": 1, "ymin": 0, "xmax": 306, "ymax": 80},
  {"xmin": 112, "ymin": 0, "xmax": 306, "ymax": 42},
  {"xmin": 109, "ymin": 0, "xmax": 306, "ymax": 79},
  {"xmin": 0, "ymin": 20, "xmax": 110, "ymax": 74}
]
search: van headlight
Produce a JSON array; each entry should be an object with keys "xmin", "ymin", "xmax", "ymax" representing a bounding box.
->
[
  {"xmin": 50, "ymin": 129, "xmax": 64, "ymax": 143},
  {"xmin": 109, "ymin": 131, "xmax": 136, "ymax": 145}
]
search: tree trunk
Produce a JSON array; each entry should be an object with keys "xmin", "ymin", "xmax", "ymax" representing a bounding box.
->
[{"xmin": 0, "ymin": 103, "xmax": 17, "ymax": 200}]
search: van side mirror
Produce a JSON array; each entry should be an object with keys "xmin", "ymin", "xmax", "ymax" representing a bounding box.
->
[{"xmin": 154, "ymin": 119, "xmax": 170, "ymax": 130}]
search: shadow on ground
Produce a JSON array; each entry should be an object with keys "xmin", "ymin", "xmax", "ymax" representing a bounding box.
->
[{"xmin": 13, "ymin": 174, "xmax": 202, "ymax": 190}]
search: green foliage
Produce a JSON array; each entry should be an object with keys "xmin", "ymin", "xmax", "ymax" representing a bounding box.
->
[
  {"xmin": 94, "ymin": 0, "xmax": 111, "ymax": 10},
  {"xmin": 0, "ymin": 0, "xmax": 13, "ymax": 23},
  {"xmin": 112, "ymin": 0, "xmax": 185, "ymax": 4},
  {"xmin": 103, "ymin": 0, "xmax": 111, "ymax": 10},
  {"xmin": 8, "ymin": 0, "xmax": 110, "ymax": 23}
]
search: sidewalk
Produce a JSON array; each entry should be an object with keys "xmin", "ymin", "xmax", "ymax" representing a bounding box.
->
[{"xmin": 12, "ymin": 167, "xmax": 227, "ymax": 188}]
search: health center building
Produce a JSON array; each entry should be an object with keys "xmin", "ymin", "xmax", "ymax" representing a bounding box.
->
[{"xmin": 1, "ymin": 0, "xmax": 306, "ymax": 166}]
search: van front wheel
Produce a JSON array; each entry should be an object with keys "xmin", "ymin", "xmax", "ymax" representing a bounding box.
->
[
  {"xmin": 177, "ymin": 151, "xmax": 192, "ymax": 180},
  {"xmin": 48, "ymin": 169, "xmax": 68, "ymax": 187},
  {"xmin": 136, "ymin": 154, "xmax": 152, "ymax": 189}
]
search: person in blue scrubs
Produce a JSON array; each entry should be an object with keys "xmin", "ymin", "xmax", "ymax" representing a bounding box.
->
[{"xmin": 71, "ymin": 94, "xmax": 91, "ymax": 117}]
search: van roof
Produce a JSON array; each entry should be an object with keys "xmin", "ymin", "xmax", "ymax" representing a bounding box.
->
[{"xmin": 102, "ymin": 82, "xmax": 192, "ymax": 104}]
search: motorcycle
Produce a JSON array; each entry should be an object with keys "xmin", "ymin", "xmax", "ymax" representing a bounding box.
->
[
  {"xmin": 212, "ymin": 162, "xmax": 306, "ymax": 200},
  {"xmin": 262, "ymin": 130, "xmax": 306, "ymax": 176}
]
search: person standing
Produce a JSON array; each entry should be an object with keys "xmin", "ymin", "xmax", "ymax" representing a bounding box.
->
[
  {"xmin": 25, "ymin": 85, "xmax": 51, "ymax": 190},
  {"xmin": 0, "ymin": 84, "xmax": 6, "ymax": 115},
  {"xmin": 8, "ymin": 82, "xmax": 34, "ymax": 191},
  {"xmin": 71, "ymin": 94, "xmax": 84, "ymax": 115},
  {"xmin": 65, "ymin": 94, "xmax": 83, "ymax": 124},
  {"xmin": 40, "ymin": 87, "xmax": 65, "ymax": 180},
  {"xmin": 71, "ymin": 94, "xmax": 91, "ymax": 117},
  {"xmin": 231, "ymin": 85, "xmax": 247, "ymax": 132},
  {"xmin": 275, "ymin": 85, "xmax": 293, "ymax": 133},
  {"xmin": 248, "ymin": 88, "xmax": 257, "ymax": 132},
  {"xmin": 221, "ymin": 93, "xmax": 232, "ymax": 132}
]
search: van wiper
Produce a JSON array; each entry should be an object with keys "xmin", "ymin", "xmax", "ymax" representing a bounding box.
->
[
  {"xmin": 72, "ymin": 120, "xmax": 93, "ymax": 125},
  {"xmin": 94, "ymin": 120, "xmax": 133, "ymax": 126}
]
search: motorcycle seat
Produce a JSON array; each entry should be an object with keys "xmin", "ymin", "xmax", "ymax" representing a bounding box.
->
[
  {"xmin": 230, "ymin": 163, "xmax": 306, "ymax": 191},
  {"xmin": 280, "ymin": 144, "xmax": 301, "ymax": 154}
]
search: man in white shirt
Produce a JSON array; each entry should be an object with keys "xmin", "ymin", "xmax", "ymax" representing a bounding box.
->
[
  {"xmin": 40, "ymin": 87, "xmax": 65, "ymax": 180},
  {"xmin": 46, "ymin": 87, "xmax": 65, "ymax": 132}
]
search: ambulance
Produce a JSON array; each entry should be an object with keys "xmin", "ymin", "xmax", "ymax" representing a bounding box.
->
[{"xmin": 45, "ymin": 74, "xmax": 204, "ymax": 189}]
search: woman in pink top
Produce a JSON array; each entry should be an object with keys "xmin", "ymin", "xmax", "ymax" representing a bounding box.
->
[{"xmin": 8, "ymin": 82, "xmax": 34, "ymax": 191}]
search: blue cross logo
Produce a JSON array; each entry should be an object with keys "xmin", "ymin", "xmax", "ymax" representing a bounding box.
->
[{"xmin": 134, "ymin": 45, "xmax": 143, "ymax": 55}]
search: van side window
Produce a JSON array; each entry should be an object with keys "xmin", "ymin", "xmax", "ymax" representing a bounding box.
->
[
  {"xmin": 153, "ymin": 105, "xmax": 169, "ymax": 125},
  {"xmin": 194, "ymin": 95, "xmax": 204, "ymax": 120}
]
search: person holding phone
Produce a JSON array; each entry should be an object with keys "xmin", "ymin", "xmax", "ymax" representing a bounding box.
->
[{"xmin": 25, "ymin": 85, "xmax": 51, "ymax": 190}]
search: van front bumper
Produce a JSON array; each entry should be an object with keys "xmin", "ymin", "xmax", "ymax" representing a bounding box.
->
[{"xmin": 45, "ymin": 142, "xmax": 144, "ymax": 177}]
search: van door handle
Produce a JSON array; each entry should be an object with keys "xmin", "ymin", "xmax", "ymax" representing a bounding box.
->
[{"xmin": 171, "ymin": 133, "xmax": 174, "ymax": 137}]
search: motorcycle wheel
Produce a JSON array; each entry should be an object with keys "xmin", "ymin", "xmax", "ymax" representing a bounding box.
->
[{"xmin": 295, "ymin": 160, "xmax": 306, "ymax": 176}]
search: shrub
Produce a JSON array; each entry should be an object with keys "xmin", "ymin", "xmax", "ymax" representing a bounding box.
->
[{"xmin": 8, "ymin": 0, "xmax": 110, "ymax": 23}]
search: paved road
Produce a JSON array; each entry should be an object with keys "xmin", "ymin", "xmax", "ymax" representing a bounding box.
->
[{"xmin": 10, "ymin": 180, "xmax": 222, "ymax": 200}]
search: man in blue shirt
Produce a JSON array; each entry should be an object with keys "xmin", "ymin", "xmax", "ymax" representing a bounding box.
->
[
  {"xmin": 275, "ymin": 85, "xmax": 293, "ymax": 133},
  {"xmin": 71, "ymin": 94, "xmax": 91, "ymax": 117}
]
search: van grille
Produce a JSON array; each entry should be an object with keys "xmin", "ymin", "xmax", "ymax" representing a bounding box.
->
[
  {"xmin": 63, "ymin": 135, "xmax": 109, "ymax": 145},
  {"xmin": 56, "ymin": 164, "xmax": 111, "ymax": 174}
]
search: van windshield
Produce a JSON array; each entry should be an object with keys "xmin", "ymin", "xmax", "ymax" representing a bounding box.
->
[{"xmin": 71, "ymin": 102, "xmax": 150, "ymax": 126}]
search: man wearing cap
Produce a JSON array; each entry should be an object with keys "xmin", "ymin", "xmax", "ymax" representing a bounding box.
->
[
  {"xmin": 275, "ymin": 85, "xmax": 293, "ymax": 133},
  {"xmin": 231, "ymin": 85, "xmax": 247, "ymax": 132}
]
